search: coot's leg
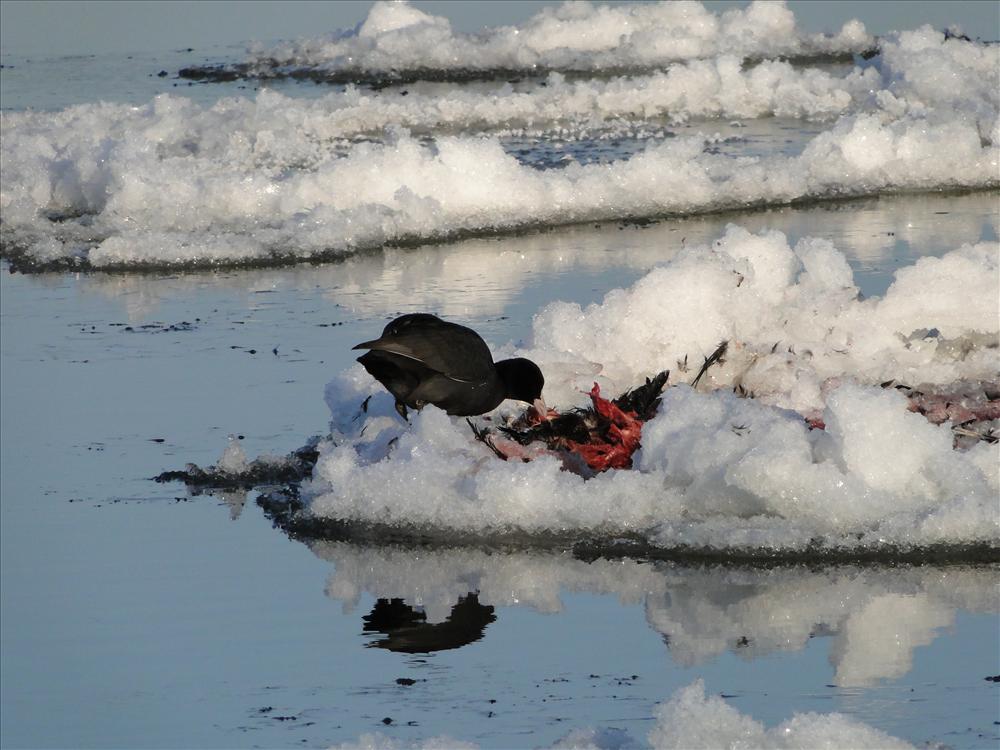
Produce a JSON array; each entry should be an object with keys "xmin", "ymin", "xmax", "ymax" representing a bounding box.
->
[{"xmin": 395, "ymin": 400, "xmax": 409, "ymax": 421}]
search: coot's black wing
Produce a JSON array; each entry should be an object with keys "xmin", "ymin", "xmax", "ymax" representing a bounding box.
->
[
  {"xmin": 356, "ymin": 350, "xmax": 425, "ymax": 404},
  {"xmin": 613, "ymin": 370, "xmax": 670, "ymax": 420},
  {"xmin": 353, "ymin": 314, "xmax": 495, "ymax": 383}
]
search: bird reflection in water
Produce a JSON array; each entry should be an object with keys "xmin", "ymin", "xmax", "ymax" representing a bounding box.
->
[{"xmin": 361, "ymin": 593, "xmax": 497, "ymax": 653}]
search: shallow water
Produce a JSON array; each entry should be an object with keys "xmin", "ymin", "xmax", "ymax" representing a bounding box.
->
[
  {"xmin": 2, "ymin": 5, "xmax": 999, "ymax": 747},
  {"xmin": 0, "ymin": 46, "xmax": 327, "ymax": 112}
]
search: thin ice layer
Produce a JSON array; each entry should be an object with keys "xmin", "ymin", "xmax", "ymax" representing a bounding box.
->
[
  {"xmin": 239, "ymin": 0, "xmax": 873, "ymax": 77},
  {"xmin": 309, "ymin": 228, "xmax": 998, "ymax": 552}
]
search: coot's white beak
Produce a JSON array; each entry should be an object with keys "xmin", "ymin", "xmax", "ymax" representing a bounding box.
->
[{"xmin": 532, "ymin": 397, "xmax": 548, "ymax": 415}]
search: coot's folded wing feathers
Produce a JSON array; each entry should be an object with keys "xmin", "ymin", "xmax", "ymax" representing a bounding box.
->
[{"xmin": 352, "ymin": 315, "xmax": 494, "ymax": 383}]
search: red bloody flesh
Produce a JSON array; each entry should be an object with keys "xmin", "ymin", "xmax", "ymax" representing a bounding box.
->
[
  {"xmin": 564, "ymin": 383, "xmax": 645, "ymax": 471},
  {"xmin": 488, "ymin": 380, "xmax": 998, "ymax": 473},
  {"xmin": 907, "ymin": 394, "xmax": 1000, "ymax": 424},
  {"xmin": 805, "ymin": 389, "xmax": 999, "ymax": 433}
]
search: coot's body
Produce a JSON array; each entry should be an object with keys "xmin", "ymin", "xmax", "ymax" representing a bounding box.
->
[{"xmin": 353, "ymin": 313, "xmax": 543, "ymax": 419}]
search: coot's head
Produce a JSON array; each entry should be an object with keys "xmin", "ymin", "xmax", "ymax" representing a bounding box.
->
[{"xmin": 495, "ymin": 357, "xmax": 545, "ymax": 404}]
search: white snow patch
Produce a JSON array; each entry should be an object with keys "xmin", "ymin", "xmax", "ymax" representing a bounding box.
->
[
  {"xmin": 245, "ymin": 0, "xmax": 874, "ymax": 75},
  {"xmin": 309, "ymin": 228, "xmax": 999, "ymax": 552},
  {"xmin": 3, "ymin": 110, "xmax": 996, "ymax": 267}
]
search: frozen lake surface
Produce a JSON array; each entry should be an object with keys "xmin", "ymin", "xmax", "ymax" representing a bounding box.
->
[{"xmin": 2, "ymin": 2, "xmax": 998, "ymax": 748}]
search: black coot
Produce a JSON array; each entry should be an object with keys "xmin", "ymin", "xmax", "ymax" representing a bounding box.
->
[{"xmin": 353, "ymin": 313, "xmax": 544, "ymax": 419}]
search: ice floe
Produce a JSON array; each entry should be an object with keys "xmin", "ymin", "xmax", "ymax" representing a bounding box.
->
[
  {"xmin": 2, "ymin": 108, "xmax": 996, "ymax": 269},
  {"xmin": 217, "ymin": 0, "xmax": 874, "ymax": 83},
  {"xmin": 2, "ymin": 6, "xmax": 996, "ymax": 272},
  {"xmin": 308, "ymin": 227, "xmax": 998, "ymax": 553},
  {"xmin": 158, "ymin": 26, "xmax": 1000, "ymax": 135}
]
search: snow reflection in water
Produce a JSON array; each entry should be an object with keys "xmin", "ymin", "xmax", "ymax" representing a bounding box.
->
[{"xmin": 305, "ymin": 538, "xmax": 997, "ymax": 688}]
